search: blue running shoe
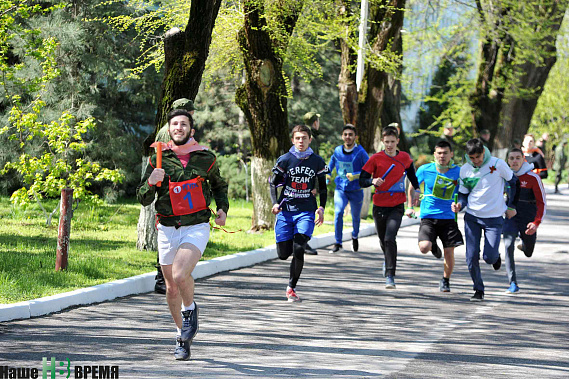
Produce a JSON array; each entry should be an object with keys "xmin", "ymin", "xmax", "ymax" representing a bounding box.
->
[
  {"xmin": 180, "ymin": 303, "xmax": 199, "ymax": 342},
  {"xmin": 174, "ymin": 337, "xmax": 190, "ymax": 360},
  {"xmin": 385, "ymin": 276, "xmax": 396, "ymax": 289},
  {"xmin": 505, "ymin": 282, "xmax": 520, "ymax": 295}
]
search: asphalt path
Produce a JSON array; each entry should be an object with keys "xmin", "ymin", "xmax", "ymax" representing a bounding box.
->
[{"xmin": 1, "ymin": 189, "xmax": 568, "ymax": 378}]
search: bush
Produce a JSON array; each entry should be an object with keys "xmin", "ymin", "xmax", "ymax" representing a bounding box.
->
[{"xmin": 217, "ymin": 154, "xmax": 249, "ymax": 200}]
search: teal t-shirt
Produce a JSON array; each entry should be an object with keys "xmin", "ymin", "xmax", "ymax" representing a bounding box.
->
[{"xmin": 417, "ymin": 163, "xmax": 460, "ymax": 219}]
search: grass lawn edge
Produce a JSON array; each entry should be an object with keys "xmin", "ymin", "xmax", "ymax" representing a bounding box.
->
[{"xmin": 0, "ymin": 220, "xmax": 420, "ymax": 322}]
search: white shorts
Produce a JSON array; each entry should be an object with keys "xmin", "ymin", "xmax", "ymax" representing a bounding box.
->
[{"xmin": 157, "ymin": 222, "xmax": 210, "ymax": 265}]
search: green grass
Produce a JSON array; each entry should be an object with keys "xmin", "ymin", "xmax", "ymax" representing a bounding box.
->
[{"xmin": 0, "ymin": 196, "xmax": 369, "ymax": 303}]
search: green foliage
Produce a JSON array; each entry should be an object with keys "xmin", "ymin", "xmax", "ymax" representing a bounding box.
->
[
  {"xmin": 0, "ymin": 0, "xmax": 125, "ymax": 207},
  {"xmin": 193, "ymin": 70, "xmax": 250, "ymax": 157},
  {"xmin": 0, "ymin": 196, "xmax": 154, "ymax": 302},
  {"xmin": 530, "ymin": 14, "xmax": 569, "ymax": 153},
  {"xmin": 410, "ymin": 40, "xmax": 474, "ymax": 159},
  {"xmin": 0, "ymin": 196, "xmax": 345, "ymax": 302},
  {"xmin": 217, "ymin": 154, "xmax": 249, "ymax": 200},
  {"xmin": 1, "ymin": 0, "xmax": 162, "ymax": 199},
  {"xmin": 90, "ymin": 0, "xmax": 190, "ymax": 79},
  {"xmin": 287, "ymin": 48, "xmax": 345, "ymax": 149},
  {"xmin": 2, "ymin": 99, "xmax": 124, "ymax": 205},
  {"xmin": 476, "ymin": 0, "xmax": 565, "ymax": 97}
]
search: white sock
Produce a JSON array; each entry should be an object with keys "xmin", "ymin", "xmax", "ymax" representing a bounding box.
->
[
  {"xmin": 176, "ymin": 327, "xmax": 181, "ymax": 337},
  {"xmin": 182, "ymin": 302, "xmax": 195, "ymax": 311}
]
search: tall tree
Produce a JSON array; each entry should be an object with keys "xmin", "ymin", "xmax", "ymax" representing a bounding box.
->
[
  {"xmin": 137, "ymin": 0, "xmax": 222, "ymax": 250},
  {"xmin": 531, "ymin": 14, "xmax": 569, "ymax": 150},
  {"xmin": 470, "ymin": 0, "xmax": 568, "ymax": 150},
  {"xmin": 149, "ymin": 0, "xmax": 223, "ymax": 148},
  {"xmin": 235, "ymin": 0, "xmax": 304, "ymax": 231},
  {"xmin": 337, "ymin": 0, "xmax": 406, "ymax": 218},
  {"xmin": 338, "ymin": 0, "xmax": 408, "ymax": 154}
]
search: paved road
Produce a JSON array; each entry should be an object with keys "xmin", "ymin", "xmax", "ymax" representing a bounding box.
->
[{"xmin": 1, "ymin": 189, "xmax": 569, "ymax": 378}]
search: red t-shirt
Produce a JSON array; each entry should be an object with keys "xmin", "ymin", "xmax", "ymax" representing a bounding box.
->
[{"xmin": 362, "ymin": 151, "xmax": 413, "ymax": 207}]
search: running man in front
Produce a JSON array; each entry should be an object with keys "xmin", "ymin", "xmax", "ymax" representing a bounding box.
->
[
  {"xmin": 137, "ymin": 109, "xmax": 229, "ymax": 360},
  {"xmin": 327, "ymin": 124, "xmax": 370, "ymax": 253},
  {"xmin": 359, "ymin": 126, "xmax": 421, "ymax": 289},
  {"xmin": 452, "ymin": 138, "xmax": 518, "ymax": 302},
  {"xmin": 270, "ymin": 124, "xmax": 329, "ymax": 302},
  {"xmin": 408, "ymin": 140, "xmax": 463, "ymax": 292},
  {"xmin": 503, "ymin": 148, "xmax": 546, "ymax": 294}
]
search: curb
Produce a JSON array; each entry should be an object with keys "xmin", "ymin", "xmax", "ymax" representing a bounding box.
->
[{"xmin": 0, "ymin": 218, "xmax": 419, "ymax": 322}]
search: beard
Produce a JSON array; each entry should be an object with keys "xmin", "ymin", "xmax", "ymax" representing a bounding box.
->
[{"xmin": 170, "ymin": 132, "xmax": 191, "ymax": 146}]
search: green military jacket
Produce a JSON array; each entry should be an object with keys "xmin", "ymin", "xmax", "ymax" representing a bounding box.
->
[{"xmin": 137, "ymin": 149, "xmax": 229, "ymax": 227}]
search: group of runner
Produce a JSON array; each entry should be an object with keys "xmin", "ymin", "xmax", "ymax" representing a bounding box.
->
[{"xmin": 137, "ymin": 102, "xmax": 546, "ymax": 360}]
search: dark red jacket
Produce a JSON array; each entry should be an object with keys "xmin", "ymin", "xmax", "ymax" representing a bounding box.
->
[{"xmin": 515, "ymin": 162, "xmax": 546, "ymax": 226}]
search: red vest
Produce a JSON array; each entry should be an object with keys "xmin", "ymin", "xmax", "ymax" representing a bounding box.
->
[{"xmin": 169, "ymin": 177, "xmax": 207, "ymax": 216}]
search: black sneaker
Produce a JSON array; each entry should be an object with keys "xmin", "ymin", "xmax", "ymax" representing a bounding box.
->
[
  {"xmin": 180, "ymin": 303, "xmax": 199, "ymax": 342},
  {"xmin": 352, "ymin": 238, "xmax": 359, "ymax": 252},
  {"xmin": 174, "ymin": 337, "xmax": 190, "ymax": 360},
  {"xmin": 439, "ymin": 278, "xmax": 450, "ymax": 292},
  {"xmin": 470, "ymin": 290, "xmax": 484, "ymax": 302},
  {"xmin": 492, "ymin": 255, "xmax": 502, "ymax": 270},
  {"xmin": 329, "ymin": 243, "xmax": 342, "ymax": 254},
  {"xmin": 305, "ymin": 244, "xmax": 318, "ymax": 255},
  {"xmin": 431, "ymin": 242, "xmax": 442, "ymax": 259},
  {"xmin": 154, "ymin": 268, "xmax": 166, "ymax": 295},
  {"xmin": 517, "ymin": 243, "xmax": 532, "ymax": 257}
]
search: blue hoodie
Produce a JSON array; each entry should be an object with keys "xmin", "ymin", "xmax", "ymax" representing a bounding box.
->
[{"xmin": 328, "ymin": 144, "xmax": 370, "ymax": 192}]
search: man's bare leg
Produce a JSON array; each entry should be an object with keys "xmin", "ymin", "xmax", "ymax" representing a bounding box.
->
[
  {"xmin": 418, "ymin": 240, "xmax": 432, "ymax": 254},
  {"xmin": 443, "ymin": 247, "xmax": 455, "ymax": 279},
  {"xmin": 161, "ymin": 243, "xmax": 201, "ymax": 329}
]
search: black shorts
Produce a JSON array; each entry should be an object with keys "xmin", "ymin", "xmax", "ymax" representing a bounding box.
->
[{"xmin": 418, "ymin": 218, "xmax": 464, "ymax": 248}]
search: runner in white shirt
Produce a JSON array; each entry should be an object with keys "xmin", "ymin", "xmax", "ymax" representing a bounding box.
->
[{"xmin": 451, "ymin": 138, "xmax": 519, "ymax": 302}]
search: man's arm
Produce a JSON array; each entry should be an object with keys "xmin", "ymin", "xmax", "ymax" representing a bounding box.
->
[
  {"xmin": 505, "ymin": 174, "xmax": 519, "ymax": 210},
  {"xmin": 453, "ymin": 174, "xmax": 470, "ymax": 212},
  {"xmin": 269, "ymin": 173, "xmax": 284, "ymax": 206},
  {"xmin": 136, "ymin": 157, "xmax": 158, "ymax": 206},
  {"xmin": 405, "ymin": 163, "xmax": 421, "ymax": 191},
  {"xmin": 359, "ymin": 169, "xmax": 373, "ymax": 188},
  {"xmin": 317, "ymin": 174, "xmax": 328, "ymax": 208},
  {"xmin": 531, "ymin": 175, "xmax": 547, "ymax": 226},
  {"xmin": 407, "ymin": 174, "xmax": 423, "ymax": 208}
]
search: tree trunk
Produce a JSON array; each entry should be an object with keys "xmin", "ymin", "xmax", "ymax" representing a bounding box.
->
[
  {"xmin": 137, "ymin": 201, "xmax": 158, "ymax": 251},
  {"xmin": 360, "ymin": 187, "xmax": 372, "ymax": 219},
  {"xmin": 55, "ymin": 188, "xmax": 73, "ymax": 271},
  {"xmin": 470, "ymin": 0, "xmax": 565, "ymax": 150},
  {"xmin": 137, "ymin": 0, "xmax": 221, "ymax": 250},
  {"xmin": 380, "ymin": 31, "xmax": 409, "ymax": 153},
  {"xmin": 142, "ymin": 0, "xmax": 222, "ymax": 155},
  {"xmin": 137, "ymin": 156, "xmax": 157, "ymax": 251},
  {"xmin": 338, "ymin": 0, "xmax": 406, "ymax": 219},
  {"xmin": 469, "ymin": 3, "xmax": 512, "ymax": 150},
  {"xmin": 236, "ymin": 0, "xmax": 304, "ymax": 231},
  {"xmin": 497, "ymin": 57, "xmax": 559, "ymax": 150},
  {"xmin": 250, "ymin": 157, "xmax": 275, "ymax": 230},
  {"xmin": 338, "ymin": 14, "xmax": 358, "ymax": 126},
  {"xmin": 338, "ymin": 0, "xmax": 406, "ymax": 155},
  {"xmin": 496, "ymin": 12, "xmax": 564, "ymax": 149}
]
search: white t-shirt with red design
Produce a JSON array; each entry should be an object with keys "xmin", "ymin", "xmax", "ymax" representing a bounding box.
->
[{"xmin": 459, "ymin": 157, "xmax": 514, "ymax": 218}]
